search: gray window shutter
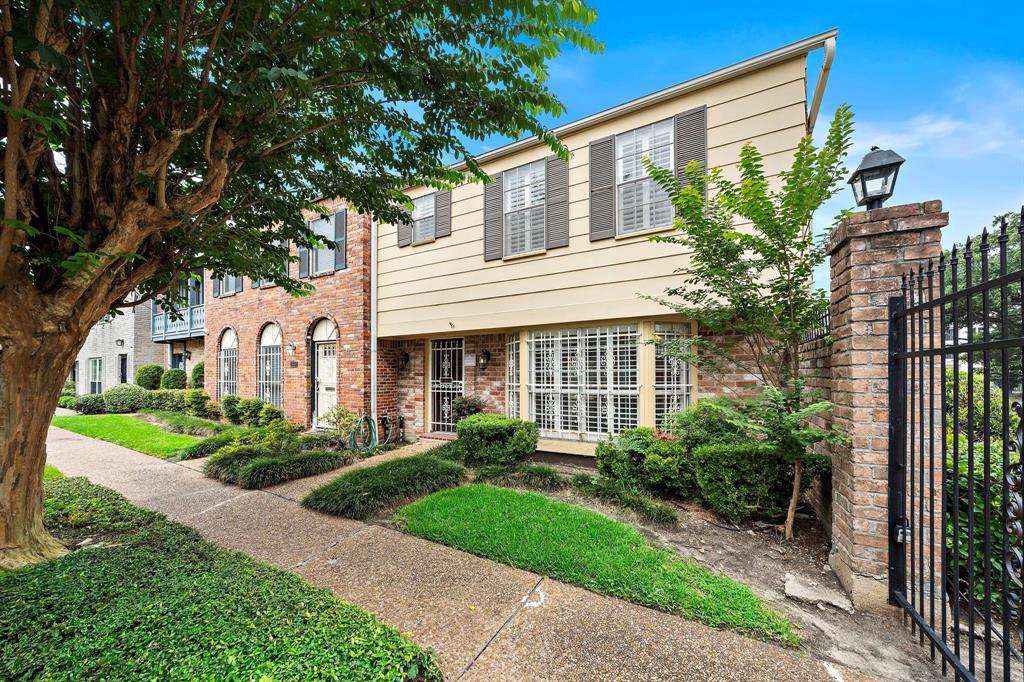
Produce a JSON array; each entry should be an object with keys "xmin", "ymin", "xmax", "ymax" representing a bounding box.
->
[
  {"xmin": 212, "ymin": 277, "xmax": 221, "ymax": 298},
  {"xmin": 334, "ymin": 209, "xmax": 347, "ymax": 271},
  {"xmin": 397, "ymin": 218, "xmax": 412, "ymax": 247},
  {"xmin": 545, "ymin": 155, "xmax": 569, "ymax": 249},
  {"xmin": 298, "ymin": 242, "xmax": 309, "ymax": 278},
  {"xmin": 589, "ymin": 136, "xmax": 615, "ymax": 241},
  {"xmin": 674, "ymin": 105, "xmax": 707, "ymax": 188},
  {"xmin": 483, "ymin": 173, "xmax": 503, "ymax": 261},
  {"xmin": 434, "ymin": 190, "xmax": 451, "ymax": 238}
]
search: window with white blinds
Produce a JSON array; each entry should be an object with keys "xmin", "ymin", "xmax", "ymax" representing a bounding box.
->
[
  {"xmin": 527, "ymin": 325, "xmax": 639, "ymax": 441},
  {"xmin": 615, "ymin": 119, "xmax": 674, "ymax": 235},
  {"xmin": 654, "ymin": 323, "xmax": 692, "ymax": 428},
  {"xmin": 506, "ymin": 334, "xmax": 520, "ymax": 419},
  {"xmin": 412, "ymin": 194, "xmax": 435, "ymax": 242},
  {"xmin": 310, "ymin": 216, "xmax": 335, "ymax": 274},
  {"xmin": 503, "ymin": 159, "xmax": 546, "ymax": 256}
]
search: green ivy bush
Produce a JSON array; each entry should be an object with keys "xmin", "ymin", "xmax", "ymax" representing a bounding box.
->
[
  {"xmin": 160, "ymin": 368, "xmax": 188, "ymax": 389},
  {"xmin": 258, "ymin": 404, "xmax": 285, "ymax": 426},
  {"xmin": 143, "ymin": 389, "xmax": 188, "ymax": 413},
  {"xmin": 102, "ymin": 384, "xmax": 148, "ymax": 413},
  {"xmin": 184, "ymin": 389, "xmax": 210, "ymax": 417},
  {"xmin": 135, "ymin": 364, "xmax": 164, "ymax": 390},
  {"xmin": 72, "ymin": 394, "xmax": 106, "ymax": 414},
  {"xmin": 221, "ymin": 394, "xmax": 241, "ymax": 424},
  {"xmin": 237, "ymin": 398, "xmax": 266, "ymax": 427},
  {"xmin": 237, "ymin": 450, "xmax": 352, "ymax": 489},
  {"xmin": 454, "ymin": 413, "xmax": 538, "ymax": 466},
  {"xmin": 692, "ymin": 443, "xmax": 792, "ymax": 524},
  {"xmin": 57, "ymin": 396, "xmax": 77, "ymax": 409},
  {"xmin": 191, "ymin": 361, "xmax": 205, "ymax": 388}
]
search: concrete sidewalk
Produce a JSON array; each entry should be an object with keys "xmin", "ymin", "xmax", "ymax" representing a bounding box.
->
[{"xmin": 46, "ymin": 425, "xmax": 874, "ymax": 681}]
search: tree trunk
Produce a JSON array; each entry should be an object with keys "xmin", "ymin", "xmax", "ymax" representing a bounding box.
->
[
  {"xmin": 783, "ymin": 459, "xmax": 803, "ymax": 541},
  {"xmin": 0, "ymin": 316, "xmax": 82, "ymax": 569}
]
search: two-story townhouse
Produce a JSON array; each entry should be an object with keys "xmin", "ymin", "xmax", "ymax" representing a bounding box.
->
[
  {"xmin": 375, "ymin": 30, "xmax": 837, "ymax": 453},
  {"xmin": 149, "ymin": 270, "xmax": 207, "ymax": 379},
  {"xmin": 70, "ymin": 301, "xmax": 167, "ymax": 395},
  {"xmin": 203, "ymin": 199, "xmax": 375, "ymax": 427}
]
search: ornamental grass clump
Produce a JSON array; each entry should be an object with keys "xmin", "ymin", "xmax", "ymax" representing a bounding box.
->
[{"xmin": 237, "ymin": 450, "xmax": 353, "ymax": 490}]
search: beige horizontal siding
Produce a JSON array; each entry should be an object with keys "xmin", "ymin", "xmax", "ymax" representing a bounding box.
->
[{"xmin": 378, "ymin": 56, "xmax": 808, "ymax": 338}]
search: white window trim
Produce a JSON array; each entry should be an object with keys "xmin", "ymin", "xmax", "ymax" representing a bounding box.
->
[
  {"xmin": 502, "ymin": 159, "xmax": 546, "ymax": 257},
  {"xmin": 615, "ymin": 118, "xmax": 674, "ymax": 236},
  {"xmin": 412, "ymin": 195, "xmax": 435, "ymax": 244},
  {"xmin": 88, "ymin": 357, "xmax": 103, "ymax": 394}
]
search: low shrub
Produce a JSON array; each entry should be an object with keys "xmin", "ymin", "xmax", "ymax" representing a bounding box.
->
[
  {"xmin": 258, "ymin": 404, "xmax": 285, "ymax": 426},
  {"xmin": 237, "ymin": 450, "xmax": 353, "ymax": 489},
  {"xmin": 237, "ymin": 398, "xmax": 266, "ymax": 427},
  {"xmin": 205, "ymin": 400, "xmax": 221, "ymax": 421},
  {"xmin": 160, "ymin": 368, "xmax": 188, "ymax": 389},
  {"xmin": 425, "ymin": 440, "xmax": 464, "ymax": 463},
  {"xmin": 135, "ymin": 364, "xmax": 164, "ymax": 390},
  {"xmin": 595, "ymin": 427, "xmax": 656, "ymax": 486},
  {"xmin": 692, "ymin": 443, "xmax": 791, "ymax": 524},
  {"xmin": 221, "ymin": 394, "xmax": 241, "ymax": 424},
  {"xmin": 180, "ymin": 431, "xmax": 241, "ymax": 460},
  {"xmin": 203, "ymin": 443, "xmax": 273, "ymax": 484},
  {"xmin": 570, "ymin": 474, "xmax": 679, "ymax": 525},
  {"xmin": 72, "ymin": 394, "xmax": 105, "ymax": 415},
  {"xmin": 102, "ymin": 384, "xmax": 148, "ymax": 413},
  {"xmin": 318, "ymin": 404, "xmax": 359, "ymax": 439},
  {"xmin": 191, "ymin": 361, "xmax": 205, "ymax": 389},
  {"xmin": 141, "ymin": 409, "xmax": 234, "ymax": 436},
  {"xmin": 143, "ymin": 389, "xmax": 189, "ymax": 413},
  {"xmin": 297, "ymin": 432, "xmax": 344, "ymax": 450},
  {"xmin": 61, "ymin": 380, "xmax": 76, "ymax": 397},
  {"xmin": 455, "ymin": 413, "xmax": 538, "ymax": 466},
  {"xmin": 303, "ymin": 455, "xmax": 466, "ymax": 520},
  {"xmin": 452, "ymin": 395, "xmax": 486, "ymax": 422},
  {"xmin": 185, "ymin": 389, "xmax": 210, "ymax": 417},
  {"xmin": 57, "ymin": 396, "xmax": 76, "ymax": 409},
  {"xmin": 474, "ymin": 464, "xmax": 569, "ymax": 491}
]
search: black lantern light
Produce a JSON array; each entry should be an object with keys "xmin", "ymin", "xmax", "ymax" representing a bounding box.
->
[
  {"xmin": 848, "ymin": 146, "xmax": 904, "ymax": 210},
  {"xmin": 478, "ymin": 350, "xmax": 491, "ymax": 371}
]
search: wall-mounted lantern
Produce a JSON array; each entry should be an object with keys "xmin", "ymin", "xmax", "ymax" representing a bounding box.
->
[{"xmin": 478, "ymin": 349, "xmax": 491, "ymax": 371}]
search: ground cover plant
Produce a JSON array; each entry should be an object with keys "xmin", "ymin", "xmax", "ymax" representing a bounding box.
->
[
  {"xmin": 139, "ymin": 410, "xmax": 235, "ymax": 436},
  {"xmin": 304, "ymin": 455, "xmax": 466, "ymax": 520},
  {"xmin": 51, "ymin": 415, "xmax": 199, "ymax": 459},
  {"xmin": 0, "ymin": 477, "xmax": 440, "ymax": 680},
  {"xmin": 397, "ymin": 484, "xmax": 795, "ymax": 644},
  {"xmin": 570, "ymin": 474, "xmax": 679, "ymax": 525},
  {"xmin": 237, "ymin": 450, "xmax": 353, "ymax": 490}
]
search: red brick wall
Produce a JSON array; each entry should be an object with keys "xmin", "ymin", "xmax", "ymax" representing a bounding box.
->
[
  {"xmin": 695, "ymin": 331, "xmax": 762, "ymax": 400},
  {"xmin": 203, "ymin": 198, "xmax": 372, "ymax": 427}
]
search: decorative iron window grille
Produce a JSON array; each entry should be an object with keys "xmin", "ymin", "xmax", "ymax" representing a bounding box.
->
[
  {"xmin": 258, "ymin": 346, "xmax": 282, "ymax": 407},
  {"xmin": 218, "ymin": 348, "xmax": 237, "ymax": 399},
  {"xmin": 654, "ymin": 323, "xmax": 693, "ymax": 429},
  {"xmin": 527, "ymin": 325, "xmax": 639, "ymax": 441},
  {"xmin": 506, "ymin": 334, "xmax": 520, "ymax": 419}
]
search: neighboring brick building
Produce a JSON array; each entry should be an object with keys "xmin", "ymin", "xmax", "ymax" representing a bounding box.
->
[{"xmin": 203, "ymin": 199, "xmax": 376, "ymax": 428}]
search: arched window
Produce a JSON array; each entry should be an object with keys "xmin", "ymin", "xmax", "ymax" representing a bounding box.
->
[
  {"xmin": 218, "ymin": 328, "xmax": 238, "ymax": 399},
  {"xmin": 258, "ymin": 323, "xmax": 283, "ymax": 407}
]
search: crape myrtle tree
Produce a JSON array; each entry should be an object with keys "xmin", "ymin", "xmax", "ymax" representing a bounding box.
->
[
  {"xmin": 0, "ymin": 0, "xmax": 600, "ymax": 568},
  {"xmin": 643, "ymin": 105, "xmax": 853, "ymax": 539}
]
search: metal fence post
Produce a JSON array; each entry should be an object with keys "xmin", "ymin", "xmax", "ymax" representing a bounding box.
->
[{"xmin": 888, "ymin": 294, "xmax": 908, "ymax": 603}]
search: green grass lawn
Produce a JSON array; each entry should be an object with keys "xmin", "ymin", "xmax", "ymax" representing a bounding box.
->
[
  {"xmin": 303, "ymin": 455, "xmax": 466, "ymax": 520},
  {"xmin": 51, "ymin": 414, "xmax": 199, "ymax": 458},
  {"xmin": 396, "ymin": 484, "xmax": 797, "ymax": 645},
  {"xmin": 0, "ymin": 477, "xmax": 440, "ymax": 680},
  {"xmin": 43, "ymin": 465, "xmax": 63, "ymax": 480}
]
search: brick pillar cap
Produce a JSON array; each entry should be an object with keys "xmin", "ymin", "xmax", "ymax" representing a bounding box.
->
[{"xmin": 829, "ymin": 200, "xmax": 946, "ymax": 255}]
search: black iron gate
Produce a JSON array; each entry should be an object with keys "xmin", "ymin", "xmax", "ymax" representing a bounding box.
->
[{"xmin": 889, "ymin": 213, "xmax": 1024, "ymax": 681}]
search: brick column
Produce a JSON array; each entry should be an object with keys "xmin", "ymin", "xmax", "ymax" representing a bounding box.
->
[{"xmin": 828, "ymin": 200, "xmax": 947, "ymax": 610}]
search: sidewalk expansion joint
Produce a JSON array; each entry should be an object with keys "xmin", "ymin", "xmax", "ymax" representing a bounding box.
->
[{"xmin": 454, "ymin": 576, "xmax": 546, "ymax": 681}]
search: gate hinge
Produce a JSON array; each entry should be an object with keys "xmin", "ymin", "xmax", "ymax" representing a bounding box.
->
[{"xmin": 893, "ymin": 519, "xmax": 911, "ymax": 544}]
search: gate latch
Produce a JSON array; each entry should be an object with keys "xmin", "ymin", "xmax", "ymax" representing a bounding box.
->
[{"xmin": 893, "ymin": 519, "xmax": 911, "ymax": 544}]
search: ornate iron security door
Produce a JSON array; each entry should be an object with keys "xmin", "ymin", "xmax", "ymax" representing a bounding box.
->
[
  {"xmin": 430, "ymin": 338, "xmax": 464, "ymax": 432},
  {"xmin": 889, "ymin": 218, "xmax": 1024, "ymax": 682}
]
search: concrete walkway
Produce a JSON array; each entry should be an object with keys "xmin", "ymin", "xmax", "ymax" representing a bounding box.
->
[{"xmin": 46, "ymin": 425, "xmax": 874, "ymax": 681}]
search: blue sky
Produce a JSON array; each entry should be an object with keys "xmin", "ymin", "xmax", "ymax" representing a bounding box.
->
[{"xmin": 465, "ymin": 2, "xmax": 1024, "ymax": 288}]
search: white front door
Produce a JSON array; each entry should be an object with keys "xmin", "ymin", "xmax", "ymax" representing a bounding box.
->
[{"xmin": 314, "ymin": 341, "xmax": 337, "ymax": 427}]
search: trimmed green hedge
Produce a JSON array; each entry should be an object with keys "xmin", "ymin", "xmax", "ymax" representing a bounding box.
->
[
  {"xmin": 692, "ymin": 443, "xmax": 790, "ymax": 524},
  {"xmin": 238, "ymin": 450, "xmax": 353, "ymax": 489},
  {"xmin": 455, "ymin": 413, "xmax": 538, "ymax": 466},
  {"xmin": 221, "ymin": 394, "xmax": 242, "ymax": 424},
  {"xmin": 102, "ymin": 384, "xmax": 148, "ymax": 413},
  {"xmin": 57, "ymin": 396, "xmax": 76, "ymax": 409},
  {"xmin": 1, "ymin": 477, "xmax": 441, "ymax": 680},
  {"xmin": 160, "ymin": 368, "xmax": 188, "ymax": 389},
  {"xmin": 191, "ymin": 361, "xmax": 205, "ymax": 389},
  {"xmin": 72, "ymin": 394, "xmax": 105, "ymax": 414},
  {"xmin": 304, "ymin": 455, "xmax": 466, "ymax": 520},
  {"xmin": 135, "ymin": 364, "xmax": 164, "ymax": 390}
]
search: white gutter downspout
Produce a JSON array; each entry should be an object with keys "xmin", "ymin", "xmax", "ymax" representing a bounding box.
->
[
  {"xmin": 369, "ymin": 216, "xmax": 378, "ymax": 421},
  {"xmin": 807, "ymin": 35, "xmax": 836, "ymax": 134}
]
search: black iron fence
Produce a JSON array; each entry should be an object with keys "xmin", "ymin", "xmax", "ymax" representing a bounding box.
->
[
  {"xmin": 889, "ymin": 210, "xmax": 1024, "ymax": 681},
  {"xmin": 803, "ymin": 309, "xmax": 831, "ymax": 343}
]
